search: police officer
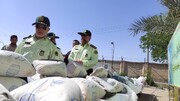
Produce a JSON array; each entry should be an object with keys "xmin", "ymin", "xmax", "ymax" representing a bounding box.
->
[
  {"xmin": 64, "ymin": 39, "xmax": 80, "ymax": 65},
  {"xmin": 47, "ymin": 32, "xmax": 64, "ymax": 60},
  {"xmin": 47, "ymin": 32, "xmax": 59, "ymax": 45},
  {"xmin": 68, "ymin": 30, "xmax": 98, "ymax": 75},
  {"xmin": 15, "ymin": 16, "xmax": 64, "ymax": 63}
]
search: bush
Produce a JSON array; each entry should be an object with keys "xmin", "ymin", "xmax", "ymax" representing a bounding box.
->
[
  {"xmin": 119, "ymin": 72, "xmax": 127, "ymax": 76},
  {"xmin": 146, "ymin": 73, "xmax": 157, "ymax": 87}
]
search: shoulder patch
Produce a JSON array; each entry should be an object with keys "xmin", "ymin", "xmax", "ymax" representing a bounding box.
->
[
  {"xmin": 23, "ymin": 35, "xmax": 32, "ymax": 39},
  {"xmin": 90, "ymin": 44, "xmax": 97, "ymax": 49}
]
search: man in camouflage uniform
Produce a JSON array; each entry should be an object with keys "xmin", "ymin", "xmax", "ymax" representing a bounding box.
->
[
  {"xmin": 68, "ymin": 30, "xmax": 98, "ymax": 75},
  {"xmin": 15, "ymin": 16, "xmax": 64, "ymax": 63}
]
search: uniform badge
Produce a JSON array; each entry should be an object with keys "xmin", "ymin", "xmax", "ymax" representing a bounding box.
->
[
  {"xmin": 39, "ymin": 50, "xmax": 45, "ymax": 56},
  {"xmin": 94, "ymin": 50, "xmax": 98, "ymax": 54},
  {"xmin": 55, "ymin": 51, "xmax": 58, "ymax": 56},
  {"xmin": 85, "ymin": 54, "xmax": 88, "ymax": 57}
]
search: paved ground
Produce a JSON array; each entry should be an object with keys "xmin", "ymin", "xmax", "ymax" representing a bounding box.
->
[{"xmin": 138, "ymin": 86, "xmax": 170, "ymax": 101}]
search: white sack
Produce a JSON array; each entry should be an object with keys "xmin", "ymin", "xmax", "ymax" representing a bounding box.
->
[
  {"xmin": 0, "ymin": 50, "xmax": 35, "ymax": 77},
  {"xmin": 0, "ymin": 76, "xmax": 27, "ymax": 91},
  {"xmin": 71, "ymin": 78, "xmax": 106, "ymax": 101},
  {"xmin": 90, "ymin": 67, "xmax": 108, "ymax": 78},
  {"xmin": 33, "ymin": 60, "xmax": 67, "ymax": 77},
  {"xmin": 0, "ymin": 83, "xmax": 16, "ymax": 101},
  {"xmin": 10, "ymin": 77, "xmax": 84, "ymax": 101},
  {"xmin": 103, "ymin": 78, "xmax": 124, "ymax": 93},
  {"xmin": 86, "ymin": 76, "xmax": 116, "ymax": 93},
  {"xmin": 67, "ymin": 62, "xmax": 87, "ymax": 77},
  {"xmin": 27, "ymin": 73, "xmax": 46, "ymax": 83},
  {"xmin": 100, "ymin": 81, "xmax": 138, "ymax": 101}
]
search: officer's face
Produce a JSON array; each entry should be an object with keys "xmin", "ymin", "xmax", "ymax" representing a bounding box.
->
[
  {"xmin": 35, "ymin": 24, "xmax": 50, "ymax": 38},
  {"xmin": 81, "ymin": 35, "xmax": 90, "ymax": 45},
  {"xmin": 73, "ymin": 41, "xmax": 80, "ymax": 47}
]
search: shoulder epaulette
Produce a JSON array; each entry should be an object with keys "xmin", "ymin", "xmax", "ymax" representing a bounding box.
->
[
  {"xmin": 23, "ymin": 35, "xmax": 32, "ymax": 39},
  {"xmin": 90, "ymin": 44, "xmax": 97, "ymax": 49}
]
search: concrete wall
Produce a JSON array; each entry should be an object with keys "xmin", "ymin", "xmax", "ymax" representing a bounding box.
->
[{"xmin": 98, "ymin": 60, "xmax": 168, "ymax": 83}]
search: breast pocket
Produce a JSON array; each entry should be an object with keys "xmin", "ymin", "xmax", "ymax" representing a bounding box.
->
[{"xmin": 83, "ymin": 50, "xmax": 91, "ymax": 60}]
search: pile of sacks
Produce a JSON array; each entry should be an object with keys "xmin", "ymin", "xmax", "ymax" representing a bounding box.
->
[
  {"xmin": 0, "ymin": 50, "xmax": 146, "ymax": 101},
  {"xmin": 0, "ymin": 50, "xmax": 35, "ymax": 91}
]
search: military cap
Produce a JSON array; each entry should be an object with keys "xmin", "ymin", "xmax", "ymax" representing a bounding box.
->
[
  {"xmin": 32, "ymin": 16, "xmax": 50, "ymax": 27},
  {"xmin": 78, "ymin": 30, "xmax": 92, "ymax": 36},
  {"xmin": 47, "ymin": 32, "xmax": 59, "ymax": 39}
]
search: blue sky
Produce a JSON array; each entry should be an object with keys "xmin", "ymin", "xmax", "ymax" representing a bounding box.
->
[{"xmin": 0, "ymin": 0, "xmax": 167, "ymax": 62}]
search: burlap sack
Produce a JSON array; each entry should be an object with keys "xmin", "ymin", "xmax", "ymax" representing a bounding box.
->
[
  {"xmin": 10, "ymin": 77, "xmax": 84, "ymax": 101},
  {"xmin": 71, "ymin": 78, "xmax": 106, "ymax": 101},
  {"xmin": 0, "ymin": 83, "xmax": 16, "ymax": 101},
  {"xmin": 33, "ymin": 60, "xmax": 67, "ymax": 77},
  {"xmin": 67, "ymin": 62, "xmax": 87, "ymax": 77},
  {"xmin": 0, "ymin": 50, "xmax": 35, "ymax": 77},
  {"xmin": 0, "ymin": 76, "xmax": 27, "ymax": 91}
]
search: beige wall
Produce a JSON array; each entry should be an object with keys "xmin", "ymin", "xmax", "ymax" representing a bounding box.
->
[{"xmin": 98, "ymin": 60, "xmax": 168, "ymax": 83}]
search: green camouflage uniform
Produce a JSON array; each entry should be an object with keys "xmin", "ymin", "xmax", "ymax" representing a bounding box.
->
[
  {"xmin": 68, "ymin": 43, "xmax": 98, "ymax": 70},
  {"xmin": 15, "ymin": 35, "xmax": 64, "ymax": 63}
]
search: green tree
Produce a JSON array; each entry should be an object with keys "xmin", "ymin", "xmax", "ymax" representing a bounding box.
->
[{"xmin": 129, "ymin": 0, "xmax": 180, "ymax": 63}]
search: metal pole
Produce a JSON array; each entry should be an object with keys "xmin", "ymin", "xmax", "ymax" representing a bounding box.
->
[{"xmin": 111, "ymin": 42, "xmax": 114, "ymax": 69}]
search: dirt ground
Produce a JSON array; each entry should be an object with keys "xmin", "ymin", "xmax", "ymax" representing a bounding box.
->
[{"xmin": 138, "ymin": 85, "xmax": 171, "ymax": 101}]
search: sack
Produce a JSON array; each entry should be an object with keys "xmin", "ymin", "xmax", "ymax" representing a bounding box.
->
[
  {"xmin": 67, "ymin": 62, "xmax": 87, "ymax": 77},
  {"xmin": 0, "ymin": 76, "xmax": 27, "ymax": 91},
  {"xmin": 0, "ymin": 50, "xmax": 35, "ymax": 77},
  {"xmin": 71, "ymin": 78, "xmax": 106, "ymax": 101},
  {"xmin": 90, "ymin": 67, "xmax": 108, "ymax": 78},
  {"xmin": 10, "ymin": 77, "xmax": 84, "ymax": 101},
  {"xmin": 100, "ymin": 82, "xmax": 138, "ymax": 101},
  {"xmin": 33, "ymin": 60, "xmax": 67, "ymax": 77},
  {"xmin": 0, "ymin": 83, "xmax": 16, "ymax": 101},
  {"xmin": 103, "ymin": 78, "xmax": 124, "ymax": 93}
]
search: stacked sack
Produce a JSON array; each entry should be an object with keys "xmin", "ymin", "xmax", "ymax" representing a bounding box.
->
[
  {"xmin": 0, "ymin": 50, "xmax": 36, "ymax": 91},
  {"xmin": 10, "ymin": 77, "xmax": 84, "ymax": 101},
  {"xmin": 90, "ymin": 67, "xmax": 138, "ymax": 101},
  {"xmin": 66, "ymin": 61, "xmax": 87, "ymax": 77},
  {"xmin": 28, "ymin": 59, "xmax": 67, "ymax": 82},
  {"xmin": 0, "ymin": 83, "xmax": 16, "ymax": 101}
]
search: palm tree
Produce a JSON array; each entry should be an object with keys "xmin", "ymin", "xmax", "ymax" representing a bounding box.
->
[{"xmin": 129, "ymin": 0, "xmax": 180, "ymax": 63}]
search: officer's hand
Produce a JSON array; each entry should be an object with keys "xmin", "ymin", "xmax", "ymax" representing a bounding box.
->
[{"xmin": 74, "ymin": 60, "xmax": 83, "ymax": 65}]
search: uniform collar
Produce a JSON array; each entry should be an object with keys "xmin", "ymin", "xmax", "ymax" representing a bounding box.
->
[{"xmin": 81, "ymin": 43, "xmax": 90, "ymax": 47}]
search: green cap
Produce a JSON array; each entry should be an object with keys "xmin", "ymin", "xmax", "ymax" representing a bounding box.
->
[
  {"xmin": 32, "ymin": 16, "xmax": 50, "ymax": 26},
  {"xmin": 78, "ymin": 30, "xmax": 91, "ymax": 36},
  {"xmin": 47, "ymin": 32, "xmax": 59, "ymax": 38}
]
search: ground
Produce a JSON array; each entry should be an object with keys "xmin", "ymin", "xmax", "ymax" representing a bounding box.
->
[{"xmin": 138, "ymin": 85, "xmax": 171, "ymax": 101}]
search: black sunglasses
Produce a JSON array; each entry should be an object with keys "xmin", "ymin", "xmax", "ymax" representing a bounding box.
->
[{"xmin": 35, "ymin": 24, "xmax": 47, "ymax": 30}]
